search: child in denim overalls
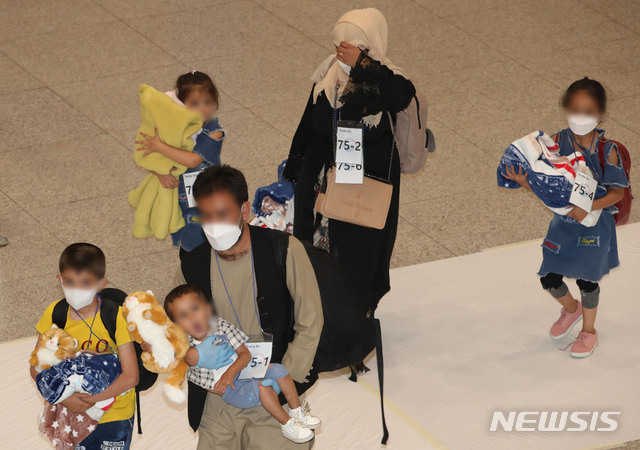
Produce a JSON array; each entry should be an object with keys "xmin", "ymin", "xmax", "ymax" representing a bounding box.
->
[
  {"xmin": 136, "ymin": 71, "xmax": 225, "ymax": 251},
  {"xmin": 504, "ymin": 78, "xmax": 629, "ymax": 358}
]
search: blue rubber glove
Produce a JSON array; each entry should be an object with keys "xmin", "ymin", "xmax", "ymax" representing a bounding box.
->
[{"xmin": 195, "ymin": 335, "xmax": 235, "ymax": 369}]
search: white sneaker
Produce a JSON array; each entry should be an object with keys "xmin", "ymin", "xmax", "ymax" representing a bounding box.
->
[
  {"xmin": 281, "ymin": 418, "xmax": 313, "ymax": 443},
  {"xmin": 289, "ymin": 406, "xmax": 321, "ymax": 429}
]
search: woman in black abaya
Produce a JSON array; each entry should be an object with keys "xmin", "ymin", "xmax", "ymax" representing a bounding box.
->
[{"xmin": 284, "ymin": 8, "xmax": 415, "ymax": 334}]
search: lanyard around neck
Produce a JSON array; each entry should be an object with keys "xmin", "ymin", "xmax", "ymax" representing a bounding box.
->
[
  {"xmin": 70, "ymin": 295, "xmax": 115, "ymax": 353},
  {"xmin": 214, "ymin": 248, "xmax": 261, "ymax": 333},
  {"xmin": 71, "ymin": 295, "xmax": 99, "ymax": 334},
  {"xmin": 570, "ymin": 131, "xmax": 596, "ymax": 155}
]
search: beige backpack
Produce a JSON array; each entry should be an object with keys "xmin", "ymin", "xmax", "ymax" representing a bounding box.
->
[{"xmin": 389, "ymin": 90, "xmax": 436, "ymax": 174}]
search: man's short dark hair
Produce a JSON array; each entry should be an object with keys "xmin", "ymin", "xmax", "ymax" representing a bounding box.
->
[
  {"xmin": 59, "ymin": 243, "xmax": 106, "ymax": 278},
  {"xmin": 192, "ymin": 164, "xmax": 249, "ymax": 206},
  {"xmin": 164, "ymin": 284, "xmax": 206, "ymax": 320}
]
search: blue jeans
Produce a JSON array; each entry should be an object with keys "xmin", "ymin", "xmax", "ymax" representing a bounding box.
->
[
  {"xmin": 75, "ymin": 417, "xmax": 134, "ymax": 450},
  {"xmin": 222, "ymin": 363, "xmax": 288, "ymax": 409}
]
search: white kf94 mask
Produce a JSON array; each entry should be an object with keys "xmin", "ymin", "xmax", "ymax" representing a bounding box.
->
[
  {"xmin": 202, "ymin": 210, "xmax": 244, "ymax": 251},
  {"xmin": 567, "ymin": 114, "xmax": 599, "ymax": 136},
  {"xmin": 337, "ymin": 60, "xmax": 352, "ymax": 74},
  {"xmin": 61, "ymin": 281, "xmax": 98, "ymax": 310}
]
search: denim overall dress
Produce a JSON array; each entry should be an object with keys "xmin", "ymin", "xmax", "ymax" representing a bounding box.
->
[{"xmin": 538, "ymin": 128, "xmax": 629, "ymax": 282}]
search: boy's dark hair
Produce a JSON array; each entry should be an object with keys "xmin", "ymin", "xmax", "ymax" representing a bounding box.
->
[
  {"xmin": 59, "ymin": 243, "xmax": 106, "ymax": 278},
  {"xmin": 192, "ymin": 164, "xmax": 249, "ymax": 206},
  {"xmin": 176, "ymin": 71, "xmax": 219, "ymax": 106},
  {"xmin": 164, "ymin": 284, "xmax": 206, "ymax": 320},
  {"xmin": 562, "ymin": 77, "xmax": 607, "ymax": 112}
]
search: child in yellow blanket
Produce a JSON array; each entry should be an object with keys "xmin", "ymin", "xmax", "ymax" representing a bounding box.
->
[{"xmin": 136, "ymin": 71, "xmax": 225, "ymax": 251}]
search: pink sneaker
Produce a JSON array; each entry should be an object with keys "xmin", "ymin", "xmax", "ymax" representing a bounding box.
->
[
  {"xmin": 550, "ymin": 303, "xmax": 583, "ymax": 339},
  {"xmin": 570, "ymin": 330, "xmax": 598, "ymax": 358}
]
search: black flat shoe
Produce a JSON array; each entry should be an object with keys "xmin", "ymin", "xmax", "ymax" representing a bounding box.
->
[{"xmin": 348, "ymin": 362, "xmax": 371, "ymax": 382}]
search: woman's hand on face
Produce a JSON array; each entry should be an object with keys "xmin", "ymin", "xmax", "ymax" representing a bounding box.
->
[
  {"xmin": 567, "ymin": 206, "xmax": 588, "ymax": 223},
  {"xmin": 336, "ymin": 41, "xmax": 362, "ymax": 67},
  {"xmin": 504, "ymin": 165, "xmax": 529, "ymax": 187},
  {"xmin": 135, "ymin": 126, "xmax": 164, "ymax": 156}
]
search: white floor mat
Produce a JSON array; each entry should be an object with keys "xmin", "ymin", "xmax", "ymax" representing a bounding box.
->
[{"xmin": 4, "ymin": 223, "xmax": 640, "ymax": 449}]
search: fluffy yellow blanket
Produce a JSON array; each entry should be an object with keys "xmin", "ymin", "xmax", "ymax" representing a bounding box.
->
[{"xmin": 128, "ymin": 84, "xmax": 203, "ymax": 239}]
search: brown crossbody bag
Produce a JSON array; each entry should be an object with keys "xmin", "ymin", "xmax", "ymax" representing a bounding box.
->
[{"xmin": 314, "ymin": 89, "xmax": 394, "ymax": 230}]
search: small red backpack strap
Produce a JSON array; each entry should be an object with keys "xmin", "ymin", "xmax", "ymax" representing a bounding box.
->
[{"xmin": 597, "ymin": 137, "xmax": 607, "ymax": 174}]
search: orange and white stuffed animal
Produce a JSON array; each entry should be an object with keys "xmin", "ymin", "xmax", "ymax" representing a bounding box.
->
[
  {"xmin": 29, "ymin": 325, "xmax": 78, "ymax": 372},
  {"xmin": 123, "ymin": 290, "xmax": 190, "ymax": 403}
]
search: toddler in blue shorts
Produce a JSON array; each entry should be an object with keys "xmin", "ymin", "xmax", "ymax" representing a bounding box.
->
[{"xmin": 164, "ymin": 284, "xmax": 321, "ymax": 444}]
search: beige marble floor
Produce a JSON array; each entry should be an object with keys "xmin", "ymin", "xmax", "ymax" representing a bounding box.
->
[
  {"xmin": 1, "ymin": 1, "xmax": 639, "ymax": 335},
  {"xmin": 1, "ymin": 0, "xmax": 639, "ymax": 448}
]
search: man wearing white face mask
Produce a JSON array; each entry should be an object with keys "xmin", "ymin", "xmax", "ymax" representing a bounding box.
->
[{"xmin": 174, "ymin": 165, "xmax": 323, "ymax": 449}]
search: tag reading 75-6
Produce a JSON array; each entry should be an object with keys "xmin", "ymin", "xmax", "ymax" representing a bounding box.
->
[{"xmin": 337, "ymin": 162, "xmax": 363, "ymax": 171}]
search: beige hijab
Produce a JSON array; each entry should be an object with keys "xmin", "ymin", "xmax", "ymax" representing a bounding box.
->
[{"xmin": 311, "ymin": 8, "xmax": 405, "ymax": 127}]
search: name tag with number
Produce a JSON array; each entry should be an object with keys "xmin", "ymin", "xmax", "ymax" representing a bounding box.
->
[
  {"xmin": 335, "ymin": 161, "xmax": 364, "ymax": 184},
  {"xmin": 238, "ymin": 333, "xmax": 273, "ymax": 380},
  {"xmin": 335, "ymin": 121, "xmax": 364, "ymax": 184},
  {"xmin": 182, "ymin": 170, "xmax": 202, "ymax": 208},
  {"xmin": 336, "ymin": 124, "xmax": 363, "ymax": 164},
  {"xmin": 569, "ymin": 170, "xmax": 597, "ymax": 213}
]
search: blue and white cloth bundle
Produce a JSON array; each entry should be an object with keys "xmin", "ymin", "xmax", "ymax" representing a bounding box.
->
[
  {"xmin": 36, "ymin": 353, "xmax": 122, "ymax": 448},
  {"xmin": 36, "ymin": 353, "xmax": 121, "ymax": 407},
  {"xmin": 497, "ymin": 130, "xmax": 605, "ymax": 227},
  {"xmin": 250, "ymin": 160, "xmax": 295, "ymax": 233}
]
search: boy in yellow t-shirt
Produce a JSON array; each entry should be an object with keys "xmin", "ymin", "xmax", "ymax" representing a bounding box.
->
[{"xmin": 30, "ymin": 243, "xmax": 139, "ymax": 449}]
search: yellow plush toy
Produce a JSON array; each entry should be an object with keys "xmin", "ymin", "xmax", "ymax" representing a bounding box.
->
[
  {"xmin": 123, "ymin": 290, "xmax": 191, "ymax": 404},
  {"xmin": 128, "ymin": 84, "xmax": 203, "ymax": 239}
]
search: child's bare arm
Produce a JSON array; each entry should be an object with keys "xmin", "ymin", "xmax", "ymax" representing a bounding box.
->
[
  {"xmin": 228, "ymin": 344, "xmax": 251, "ymax": 376},
  {"xmin": 136, "ymin": 127, "xmax": 204, "ymax": 168},
  {"xmin": 86, "ymin": 342, "xmax": 139, "ymax": 403},
  {"xmin": 150, "ymin": 168, "xmax": 179, "ymax": 189},
  {"xmin": 151, "ymin": 144, "xmax": 204, "ymax": 168},
  {"xmin": 212, "ymin": 344, "xmax": 251, "ymax": 395},
  {"xmin": 592, "ymin": 186, "xmax": 624, "ymax": 211}
]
